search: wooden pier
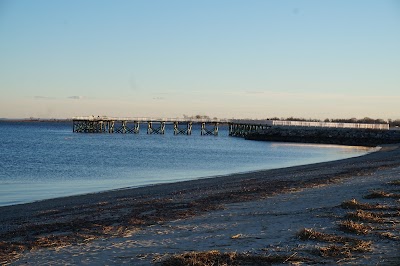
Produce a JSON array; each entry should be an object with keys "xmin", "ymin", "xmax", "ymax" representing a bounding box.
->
[
  {"xmin": 72, "ymin": 117, "xmax": 223, "ymax": 136},
  {"xmin": 73, "ymin": 117, "xmax": 389, "ymax": 137},
  {"xmin": 228, "ymin": 123, "xmax": 270, "ymax": 137}
]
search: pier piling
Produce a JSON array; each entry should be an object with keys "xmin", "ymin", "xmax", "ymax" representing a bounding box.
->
[
  {"xmin": 147, "ymin": 122, "xmax": 165, "ymax": 134},
  {"xmin": 201, "ymin": 122, "xmax": 219, "ymax": 136},
  {"xmin": 174, "ymin": 122, "xmax": 192, "ymax": 135}
]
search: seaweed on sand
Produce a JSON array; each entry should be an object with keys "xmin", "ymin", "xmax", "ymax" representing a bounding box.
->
[
  {"xmin": 338, "ymin": 220, "xmax": 371, "ymax": 235},
  {"xmin": 160, "ymin": 250, "xmax": 314, "ymax": 266},
  {"xmin": 297, "ymin": 228, "xmax": 372, "ymax": 258},
  {"xmin": 340, "ymin": 199, "xmax": 388, "ymax": 210},
  {"xmin": 345, "ymin": 210, "xmax": 385, "ymax": 223}
]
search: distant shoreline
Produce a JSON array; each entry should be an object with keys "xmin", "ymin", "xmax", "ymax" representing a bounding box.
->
[
  {"xmin": 246, "ymin": 126, "xmax": 400, "ymax": 147},
  {"xmin": 0, "ymin": 118, "xmax": 72, "ymax": 122}
]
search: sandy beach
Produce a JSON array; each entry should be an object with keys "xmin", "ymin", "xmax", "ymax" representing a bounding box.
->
[{"xmin": 1, "ymin": 145, "xmax": 400, "ymax": 265}]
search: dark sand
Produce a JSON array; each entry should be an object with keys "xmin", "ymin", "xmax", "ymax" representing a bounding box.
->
[{"xmin": 1, "ymin": 144, "xmax": 400, "ymax": 265}]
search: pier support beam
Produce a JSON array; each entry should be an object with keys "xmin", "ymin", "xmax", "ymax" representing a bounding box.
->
[
  {"xmin": 126, "ymin": 121, "xmax": 140, "ymax": 134},
  {"xmin": 173, "ymin": 122, "xmax": 192, "ymax": 135},
  {"xmin": 73, "ymin": 118, "xmax": 227, "ymax": 136},
  {"xmin": 73, "ymin": 120, "xmax": 107, "ymax": 133},
  {"xmin": 147, "ymin": 122, "xmax": 165, "ymax": 134},
  {"xmin": 73, "ymin": 120, "xmax": 80, "ymax": 132},
  {"xmin": 108, "ymin": 121, "xmax": 114, "ymax": 133},
  {"xmin": 201, "ymin": 122, "xmax": 218, "ymax": 136},
  {"xmin": 115, "ymin": 121, "xmax": 127, "ymax": 133},
  {"xmin": 229, "ymin": 123, "xmax": 269, "ymax": 137}
]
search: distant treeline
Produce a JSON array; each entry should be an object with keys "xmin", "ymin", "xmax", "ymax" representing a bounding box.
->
[{"xmin": 183, "ymin": 114, "xmax": 218, "ymax": 120}]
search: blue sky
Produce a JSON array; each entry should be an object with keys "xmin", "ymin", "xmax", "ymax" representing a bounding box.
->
[{"xmin": 0, "ymin": 0, "xmax": 399, "ymax": 119}]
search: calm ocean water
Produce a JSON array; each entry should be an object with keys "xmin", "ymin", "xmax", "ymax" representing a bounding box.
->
[{"xmin": 0, "ymin": 122, "xmax": 371, "ymax": 206}]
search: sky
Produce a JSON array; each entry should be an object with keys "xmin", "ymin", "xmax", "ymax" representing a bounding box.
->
[{"xmin": 0, "ymin": 0, "xmax": 399, "ymax": 119}]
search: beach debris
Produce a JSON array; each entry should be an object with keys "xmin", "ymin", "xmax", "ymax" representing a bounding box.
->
[
  {"xmin": 297, "ymin": 228, "xmax": 372, "ymax": 248},
  {"xmin": 338, "ymin": 220, "xmax": 371, "ymax": 235},
  {"xmin": 377, "ymin": 232, "xmax": 399, "ymax": 240},
  {"xmin": 0, "ymin": 242, "xmax": 25, "ymax": 265},
  {"xmin": 388, "ymin": 180, "xmax": 400, "ymax": 186},
  {"xmin": 340, "ymin": 199, "xmax": 388, "ymax": 210},
  {"xmin": 297, "ymin": 228, "xmax": 372, "ymax": 258},
  {"xmin": 231, "ymin": 234, "xmax": 242, "ymax": 239},
  {"xmin": 159, "ymin": 250, "xmax": 314, "ymax": 266},
  {"xmin": 345, "ymin": 210, "xmax": 385, "ymax": 223},
  {"xmin": 319, "ymin": 244, "xmax": 350, "ymax": 258},
  {"xmin": 364, "ymin": 190, "xmax": 400, "ymax": 199},
  {"xmin": 298, "ymin": 228, "xmax": 365, "ymax": 244},
  {"xmin": 318, "ymin": 241, "xmax": 372, "ymax": 258}
]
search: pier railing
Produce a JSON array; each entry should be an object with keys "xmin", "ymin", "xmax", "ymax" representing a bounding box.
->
[
  {"xmin": 72, "ymin": 116, "xmax": 230, "ymax": 123},
  {"xmin": 270, "ymin": 120, "xmax": 389, "ymax": 130}
]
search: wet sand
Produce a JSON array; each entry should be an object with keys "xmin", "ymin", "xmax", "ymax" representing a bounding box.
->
[{"xmin": 1, "ymin": 144, "xmax": 400, "ymax": 265}]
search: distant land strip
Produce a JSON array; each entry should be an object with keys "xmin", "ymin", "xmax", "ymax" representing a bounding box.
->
[{"xmin": 246, "ymin": 127, "xmax": 400, "ymax": 147}]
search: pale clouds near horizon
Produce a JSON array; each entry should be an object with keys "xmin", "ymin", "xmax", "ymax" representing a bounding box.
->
[{"xmin": 0, "ymin": 90, "xmax": 397, "ymax": 119}]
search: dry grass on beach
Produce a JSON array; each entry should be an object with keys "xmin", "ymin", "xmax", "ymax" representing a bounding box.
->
[
  {"xmin": 338, "ymin": 189, "xmax": 400, "ymax": 235},
  {"xmin": 388, "ymin": 179, "xmax": 400, "ymax": 186},
  {"xmin": 340, "ymin": 198, "xmax": 392, "ymax": 210},
  {"xmin": 297, "ymin": 228, "xmax": 372, "ymax": 258},
  {"xmin": 160, "ymin": 250, "xmax": 313, "ymax": 266},
  {"xmin": 345, "ymin": 210, "xmax": 385, "ymax": 223},
  {"xmin": 317, "ymin": 242, "xmax": 372, "ymax": 259},
  {"xmin": 297, "ymin": 228, "xmax": 368, "ymax": 245},
  {"xmin": 364, "ymin": 190, "xmax": 400, "ymax": 199},
  {"xmin": 338, "ymin": 220, "xmax": 371, "ymax": 235},
  {"xmin": 295, "ymin": 185, "xmax": 400, "ymax": 263},
  {"xmin": 159, "ymin": 183, "xmax": 400, "ymax": 266}
]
